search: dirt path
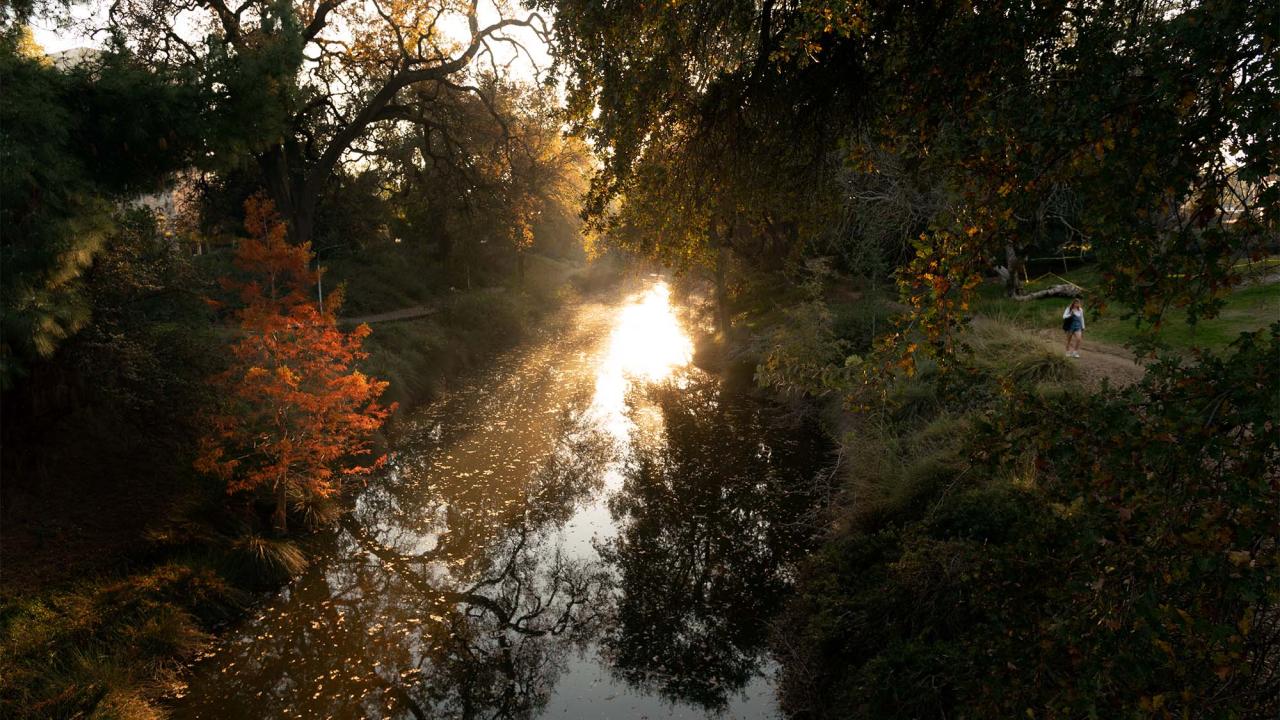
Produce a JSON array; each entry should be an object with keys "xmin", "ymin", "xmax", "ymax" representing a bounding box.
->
[
  {"xmin": 339, "ymin": 287, "xmax": 508, "ymax": 326},
  {"xmin": 340, "ymin": 305, "xmax": 438, "ymax": 325},
  {"xmin": 1033, "ymin": 328, "xmax": 1146, "ymax": 390}
]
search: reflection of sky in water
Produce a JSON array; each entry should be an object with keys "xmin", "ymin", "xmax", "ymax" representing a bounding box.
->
[
  {"xmin": 172, "ymin": 280, "xmax": 826, "ymax": 720},
  {"xmin": 590, "ymin": 282, "xmax": 693, "ymax": 444},
  {"xmin": 562, "ymin": 282, "xmax": 694, "ymax": 558}
]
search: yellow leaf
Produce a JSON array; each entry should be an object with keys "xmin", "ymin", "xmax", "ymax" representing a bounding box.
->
[
  {"xmin": 1239, "ymin": 608, "xmax": 1254, "ymax": 636},
  {"xmin": 1227, "ymin": 549, "xmax": 1251, "ymax": 567}
]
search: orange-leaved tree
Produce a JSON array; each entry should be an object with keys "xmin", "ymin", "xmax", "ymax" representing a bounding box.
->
[{"xmin": 196, "ymin": 195, "xmax": 394, "ymax": 534}]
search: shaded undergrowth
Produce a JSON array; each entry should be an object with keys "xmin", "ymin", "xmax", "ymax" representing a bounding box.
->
[
  {"xmin": 0, "ymin": 248, "xmax": 596, "ymax": 719},
  {"xmin": 768, "ymin": 292, "xmax": 1278, "ymax": 718}
]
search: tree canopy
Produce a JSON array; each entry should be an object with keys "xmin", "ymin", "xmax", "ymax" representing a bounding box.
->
[
  {"xmin": 541, "ymin": 0, "xmax": 1278, "ymax": 354},
  {"xmin": 101, "ymin": 0, "xmax": 552, "ymax": 245},
  {"xmin": 0, "ymin": 27, "xmax": 208, "ymax": 386}
]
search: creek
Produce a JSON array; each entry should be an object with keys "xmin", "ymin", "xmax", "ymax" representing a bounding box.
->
[{"xmin": 173, "ymin": 280, "xmax": 831, "ymax": 719}]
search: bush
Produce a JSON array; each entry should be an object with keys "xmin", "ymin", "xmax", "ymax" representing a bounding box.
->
[
  {"xmin": 777, "ymin": 325, "xmax": 1280, "ymax": 719},
  {"xmin": 831, "ymin": 295, "xmax": 894, "ymax": 354},
  {"xmin": 753, "ymin": 299, "xmax": 849, "ymax": 397}
]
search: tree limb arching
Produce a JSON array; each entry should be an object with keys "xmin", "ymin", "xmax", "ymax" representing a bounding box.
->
[{"xmin": 105, "ymin": 0, "xmax": 549, "ymax": 245}]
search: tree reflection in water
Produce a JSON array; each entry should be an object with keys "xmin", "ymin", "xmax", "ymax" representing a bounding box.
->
[
  {"xmin": 174, "ymin": 293, "xmax": 833, "ymax": 719},
  {"xmin": 175, "ymin": 409, "xmax": 617, "ymax": 720},
  {"xmin": 599, "ymin": 374, "xmax": 829, "ymax": 710}
]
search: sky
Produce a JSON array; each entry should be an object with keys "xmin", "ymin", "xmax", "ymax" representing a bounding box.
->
[
  {"xmin": 27, "ymin": 0, "xmax": 552, "ymax": 81},
  {"xmin": 28, "ymin": 3, "xmax": 102, "ymax": 53}
]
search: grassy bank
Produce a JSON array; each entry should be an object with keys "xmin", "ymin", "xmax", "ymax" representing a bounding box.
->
[
  {"xmin": 342, "ymin": 251, "xmax": 579, "ymax": 408},
  {"xmin": 0, "ymin": 248, "xmax": 594, "ymax": 719},
  {"xmin": 972, "ymin": 261, "xmax": 1280, "ymax": 351},
  {"xmin": 345, "ymin": 249, "xmax": 636, "ymax": 409},
  {"xmin": 762, "ymin": 285, "xmax": 1278, "ymax": 718}
]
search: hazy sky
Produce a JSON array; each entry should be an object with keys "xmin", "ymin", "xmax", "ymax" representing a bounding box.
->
[
  {"xmin": 27, "ymin": 1, "xmax": 552, "ymax": 81},
  {"xmin": 28, "ymin": 3, "xmax": 102, "ymax": 53}
]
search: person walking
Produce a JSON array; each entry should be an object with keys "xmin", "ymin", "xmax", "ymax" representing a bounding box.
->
[{"xmin": 1062, "ymin": 298, "xmax": 1085, "ymax": 358}]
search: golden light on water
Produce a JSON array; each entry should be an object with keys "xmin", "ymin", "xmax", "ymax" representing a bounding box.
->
[
  {"xmin": 603, "ymin": 282, "xmax": 693, "ymax": 382},
  {"xmin": 590, "ymin": 282, "xmax": 693, "ymax": 441}
]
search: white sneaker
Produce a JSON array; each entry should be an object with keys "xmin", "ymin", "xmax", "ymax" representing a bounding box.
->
[{"xmin": 1072, "ymin": 351, "xmax": 1081, "ymax": 358}]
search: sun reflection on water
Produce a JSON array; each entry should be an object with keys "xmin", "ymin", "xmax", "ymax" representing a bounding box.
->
[{"xmin": 589, "ymin": 281, "xmax": 693, "ymax": 443}]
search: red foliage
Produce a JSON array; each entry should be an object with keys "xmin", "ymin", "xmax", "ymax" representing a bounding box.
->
[{"xmin": 196, "ymin": 195, "xmax": 394, "ymax": 531}]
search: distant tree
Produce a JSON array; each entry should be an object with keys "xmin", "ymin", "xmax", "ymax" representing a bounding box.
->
[
  {"xmin": 365, "ymin": 79, "xmax": 590, "ymax": 284},
  {"xmin": 106, "ymin": 0, "xmax": 549, "ymax": 245},
  {"xmin": 536, "ymin": 0, "xmax": 860, "ymax": 331},
  {"xmin": 196, "ymin": 196, "xmax": 393, "ymax": 534}
]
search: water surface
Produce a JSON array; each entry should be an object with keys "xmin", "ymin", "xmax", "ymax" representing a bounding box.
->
[{"xmin": 174, "ymin": 281, "xmax": 830, "ymax": 719}]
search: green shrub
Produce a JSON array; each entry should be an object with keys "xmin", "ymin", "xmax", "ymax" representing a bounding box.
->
[
  {"xmin": 777, "ymin": 325, "xmax": 1280, "ymax": 719},
  {"xmin": 753, "ymin": 299, "xmax": 848, "ymax": 397},
  {"xmin": 830, "ymin": 296, "xmax": 894, "ymax": 353}
]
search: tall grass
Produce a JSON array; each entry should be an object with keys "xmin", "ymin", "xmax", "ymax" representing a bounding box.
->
[
  {"xmin": 0, "ymin": 562, "xmax": 241, "ymax": 719},
  {"xmin": 830, "ymin": 320, "xmax": 1078, "ymax": 535},
  {"xmin": 965, "ymin": 319, "xmax": 1077, "ymax": 383}
]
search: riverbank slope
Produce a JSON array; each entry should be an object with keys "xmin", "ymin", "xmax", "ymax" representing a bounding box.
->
[
  {"xmin": 0, "ymin": 250, "xmax": 616, "ymax": 719},
  {"xmin": 730, "ymin": 272, "xmax": 1278, "ymax": 719}
]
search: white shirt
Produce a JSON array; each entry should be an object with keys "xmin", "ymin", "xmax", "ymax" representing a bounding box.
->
[{"xmin": 1062, "ymin": 305, "xmax": 1085, "ymax": 329}]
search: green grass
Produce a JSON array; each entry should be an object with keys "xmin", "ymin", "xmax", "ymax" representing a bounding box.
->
[
  {"xmin": 971, "ymin": 262, "xmax": 1280, "ymax": 351},
  {"xmin": 359, "ymin": 291, "xmax": 530, "ymax": 407},
  {"xmin": 323, "ymin": 244, "xmax": 448, "ymax": 316},
  {"xmin": 354, "ymin": 252, "xmax": 582, "ymax": 408},
  {"xmin": 825, "ymin": 319, "xmax": 1078, "ymax": 534}
]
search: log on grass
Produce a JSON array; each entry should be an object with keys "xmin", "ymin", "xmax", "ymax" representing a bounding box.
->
[{"xmin": 1011, "ymin": 283, "xmax": 1082, "ymax": 301}]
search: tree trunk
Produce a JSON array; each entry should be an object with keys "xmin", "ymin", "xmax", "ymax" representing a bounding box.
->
[
  {"xmin": 272, "ymin": 482, "xmax": 288, "ymax": 535},
  {"xmin": 292, "ymin": 198, "xmax": 317, "ymax": 247},
  {"xmin": 1003, "ymin": 242, "xmax": 1025, "ymax": 297},
  {"xmin": 259, "ymin": 145, "xmax": 318, "ymax": 246},
  {"xmin": 259, "ymin": 148, "xmax": 295, "ymax": 227},
  {"xmin": 433, "ymin": 203, "xmax": 453, "ymax": 262},
  {"xmin": 714, "ymin": 234, "xmax": 730, "ymax": 337},
  {"xmin": 1010, "ymin": 283, "xmax": 1082, "ymax": 301}
]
